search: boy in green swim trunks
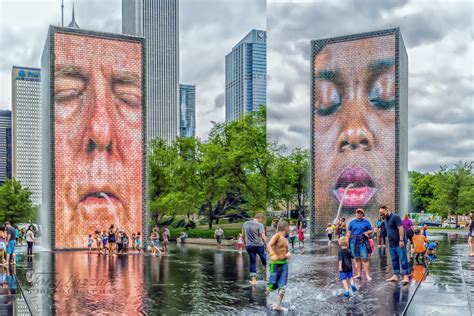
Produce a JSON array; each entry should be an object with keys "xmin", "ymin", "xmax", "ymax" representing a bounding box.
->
[{"xmin": 267, "ymin": 220, "xmax": 291, "ymax": 311}]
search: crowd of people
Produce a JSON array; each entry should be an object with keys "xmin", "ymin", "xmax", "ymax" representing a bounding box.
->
[
  {"xmin": 0, "ymin": 222, "xmax": 36, "ymax": 265},
  {"xmin": 0, "ymin": 208, "xmax": 471, "ymax": 312},
  {"xmin": 86, "ymin": 224, "xmax": 172, "ymax": 256}
]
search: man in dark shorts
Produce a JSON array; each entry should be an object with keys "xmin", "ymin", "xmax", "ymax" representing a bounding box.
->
[
  {"xmin": 379, "ymin": 205, "xmax": 410, "ymax": 285},
  {"xmin": 243, "ymin": 213, "xmax": 267, "ymax": 285},
  {"xmin": 346, "ymin": 209, "xmax": 373, "ymax": 281},
  {"xmin": 5, "ymin": 222, "xmax": 16, "ymax": 265}
]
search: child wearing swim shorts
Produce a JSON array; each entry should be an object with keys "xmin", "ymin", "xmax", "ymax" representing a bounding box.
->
[
  {"xmin": 87, "ymin": 235, "xmax": 93, "ymax": 252},
  {"xmin": 101, "ymin": 231, "xmax": 108, "ymax": 254},
  {"xmin": 338, "ymin": 237, "xmax": 357, "ymax": 297},
  {"xmin": 267, "ymin": 221, "xmax": 291, "ymax": 311}
]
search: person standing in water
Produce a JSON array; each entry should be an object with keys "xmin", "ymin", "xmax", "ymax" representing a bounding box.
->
[
  {"xmin": 346, "ymin": 209, "xmax": 373, "ymax": 281},
  {"xmin": 26, "ymin": 226, "xmax": 35, "ymax": 257},
  {"xmin": 288, "ymin": 221, "xmax": 298, "ymax": 250},
  {"xmin": 243, "ymin": 213, "xmax": 267, "ymax": 285},
  {"xmin": 379, "ymin": 206, "xmax": 410, "ymax": 285},
  {"xmin": 266, "ymin": 220, "xmax": 291, "ymax": 311}
]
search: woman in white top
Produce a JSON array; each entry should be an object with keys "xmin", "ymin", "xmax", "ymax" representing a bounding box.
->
[{"xmin": 26, "ymin": 226, "xmax": 35, "ymax": 257}]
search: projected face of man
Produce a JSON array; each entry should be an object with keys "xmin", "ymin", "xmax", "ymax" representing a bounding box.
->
[
  {"xmin": 313, "ymin": 35, "xmax": 396, "ymax": 219},
  {"xmin": 54, "ymin": 33, "xmax": 143, "ymax": 248}
]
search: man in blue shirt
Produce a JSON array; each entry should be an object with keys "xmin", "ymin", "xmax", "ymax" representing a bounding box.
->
[
  {"xmin": 346, "ymin": 209, "xmax": 373, "ymax": 281},
  {"xmin": 379, "ymin": 205, "xmax": 410, "ymax": 285}
]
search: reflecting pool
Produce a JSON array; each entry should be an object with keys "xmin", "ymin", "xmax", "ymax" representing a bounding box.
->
[{"xmin": 13, "ymin": 232, "xmax": 472, "ymax": 315}]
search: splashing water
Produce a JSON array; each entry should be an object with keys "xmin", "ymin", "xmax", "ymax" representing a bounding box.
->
[
  {"xmin": 99, "ymin": 192, "xmax": 121, "ymax": 230},
  {"xmin": 333, "ymin": 183, "xmax": 354, "ymax": 224}
]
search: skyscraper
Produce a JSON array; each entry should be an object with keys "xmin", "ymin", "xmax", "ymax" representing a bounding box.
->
[
  {"xmin": 0, "ymin": 110, "xmax": 12, "ymax": 184},
  {"xmin": 11, "ymin": 66, "xmax": 42, "ymax": 205},
  {"xmin": 179, "ymin": 84, "xmax": 196, "ymax": 138},
  {"xmin": 122, "ymin": 0, "xmax": 179, "ymax": 143},
  {"xmin": 225, "ymin": 29, "xmax": 266, "ymax": 122}
]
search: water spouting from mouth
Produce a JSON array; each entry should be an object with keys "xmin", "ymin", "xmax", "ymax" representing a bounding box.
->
[
  {"xmin": 99, "ymin": 192, "xmax": 121, "ymax": 230},
  {"xmin": 333, "ymin": 183, "xmax": 354, "ymax": 224}
]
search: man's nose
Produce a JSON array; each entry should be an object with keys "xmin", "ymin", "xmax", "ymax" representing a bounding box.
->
[{"xmin": 85, "ymin": 71, "xmax": 113, "ymax": 154}]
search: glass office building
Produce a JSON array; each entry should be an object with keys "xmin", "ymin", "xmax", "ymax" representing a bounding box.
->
[
  {"xmin": 0, "ymin": 110, "xmax": 12, "ymax": 184},
  {"xmin": 225, "ymin": 29, "xmax": 266, "ymax": 122},
  {"xmin": 11, "ymin": 66, "xmax": 42, "ymax": 205},
  {"xmin": 122, "ymin": 0, "xmax": 180, "ymax": 143},
  {"xmin": 179, "ymin": 84, "xmax": 196, "ymax": 138}
]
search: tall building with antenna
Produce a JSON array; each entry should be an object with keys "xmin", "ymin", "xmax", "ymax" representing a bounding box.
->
[{"xmin": 122, "ymin": 0, "xmax": 180, "ymax": 143}]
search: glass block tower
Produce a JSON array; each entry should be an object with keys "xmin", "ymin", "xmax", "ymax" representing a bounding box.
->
[
  {"xmin": 11, "ymin": 66, "xmax": 42, "ymax": 205},
  {"xmin": 225, "ymin": 29, "xmax": 266, "ymax": 122}
]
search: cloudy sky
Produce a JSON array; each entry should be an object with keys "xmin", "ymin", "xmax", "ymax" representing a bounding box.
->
[
  {"xmin": 267, "ymin": 0, "xmax": 473, "ymax": 172},
  {"xmin": 0, "ymin": 0, "xmax": 265, "ymax": 138},
  {"xmin": 0, "ymin": 0, "xmax": 472, "ymax": 173}
]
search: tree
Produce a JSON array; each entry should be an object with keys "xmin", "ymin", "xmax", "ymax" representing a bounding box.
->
[
  {"xmin": 431, "ymin": 162, "xmax": 474, "ymax": 223},
  {"xmin": 409, "ymin": 171, "xmax": 437, "ymax": 212},
  {"xmin": 0, "ymin": 178, "xmax": 35, "ymax": 224}
]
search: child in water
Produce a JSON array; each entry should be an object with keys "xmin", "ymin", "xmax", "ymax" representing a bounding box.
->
[
  {"xmin": 87, "ymin": 235, "xmax": 93, "ymax": 252},
  {"xmin": 326, "ymin": 223, "xmax": 333, "ymax": 245},
  {"xmin": 427, "ymin": 241, "xmax": 439, "ymax": 261},
  {"xmin": 338, "ymin": 237, "xmax": 357, "ymax": 297},
  {"xmin": 101, "ymin": 231, "xmax": 108, "ymax": 254},
  {"xmin": 136, "ymin": 232, "xmax": 141, "ymax": 252},
  {"xmin": 237, "ymin": 233, "xmax": 244, "ymax": 253},
  {"xmin": 266, "ymin": 221, "xmax": 291, "ymax": 311},
  {"xmin": 412, "ymin": 229, "xmax": 427, "ymax": 264},
  {"xmin": 0, "ymin": 228, "xmax": 6, "ymax": 264},
  {"xmin": 95, "ymin": 230, "xmax": 102, "ymax": 254},
  {"xmin": 298, "ymin": 224, "xmax": 305, "ymax": 248}
]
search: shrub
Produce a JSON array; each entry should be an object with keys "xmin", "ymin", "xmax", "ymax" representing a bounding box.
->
[{"xmin": 169, "ymin": 228, "xmax": 242, "ymax": 240}]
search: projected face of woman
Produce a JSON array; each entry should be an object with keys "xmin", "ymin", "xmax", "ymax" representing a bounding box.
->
[
  {"xmin": 54, "ymin": 33, "xmax": 143, "ymax": 249},
  {"xmin": 313, "ymin": 35, "xmax": 396, "ymax": 219}
]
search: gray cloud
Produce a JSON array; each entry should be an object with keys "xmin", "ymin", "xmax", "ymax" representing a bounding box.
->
[
  {"xmin": 267, "ymin": 0, "xmax": 473, "ymax": 172},
  {"xmin": 0, "ymin": 0, "xmax": 266, "ymax": 141},
  {"xmin": 213, "ymin": 92, "xmax": 224, "ymax": 109}
]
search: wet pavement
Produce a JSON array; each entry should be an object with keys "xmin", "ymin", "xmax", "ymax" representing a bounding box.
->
[
  {"xmin": 274, "ymin": 232, "xmax": 473, "ymax": 315},
  {"xmin": 12, "ymin": 232, "xmax": 474, "ymax": 315}
]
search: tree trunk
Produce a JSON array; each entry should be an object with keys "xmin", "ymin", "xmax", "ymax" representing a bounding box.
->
[{"xmin": 208, "ymin": 202, "xmax": 213, "ymax": 230}]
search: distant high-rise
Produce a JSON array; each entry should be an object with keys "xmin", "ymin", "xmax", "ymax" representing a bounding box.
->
[
  {"xmin": 11, "ymin": 66, "xmax": 42, "ymax": 205},
  {"xmin": 225, "ymin": 29, "xmax": 266, "ymax": 122},
  {"xmin": 0, "ymin": 110, "xmax": 12, "ymax": 184},
  {"xmin": 122, "ymin": 0, "xmax": 179, "ymax": 143},
  {"xmin": 179, "ymin": 84, "xmax": 196, "ymax": 138}
]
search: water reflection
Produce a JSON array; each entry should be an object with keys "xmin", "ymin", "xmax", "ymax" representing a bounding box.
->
[
  {"xmin": 17, "ymin": 244, "xmax": 265, "ymax": 315},
  {"xmin": 15, "ymin": 233, "xmax": 469, "ymax": 315}
]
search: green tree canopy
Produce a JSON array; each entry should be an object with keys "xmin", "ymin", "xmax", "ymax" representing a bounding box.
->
[{"xmin": 0, "ymin": 178, "xmax": 35, "ymax": 225}]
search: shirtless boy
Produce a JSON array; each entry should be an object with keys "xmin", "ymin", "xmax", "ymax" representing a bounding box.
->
[{"xmin": 267, "ymin": 221, "xmax": 291, "ymax": 311}]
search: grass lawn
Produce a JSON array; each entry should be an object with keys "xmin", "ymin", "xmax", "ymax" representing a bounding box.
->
[{"xmin": 196, "ymin": 222, "xmax": 244, "ymax": 229}]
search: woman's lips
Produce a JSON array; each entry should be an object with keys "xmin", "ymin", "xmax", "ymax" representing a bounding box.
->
[{"xmin": 333, "ymin": 166, "xmax": 377, "ymax": 208}]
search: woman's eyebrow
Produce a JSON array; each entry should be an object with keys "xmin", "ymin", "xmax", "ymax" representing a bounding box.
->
[
  {"xmin": 316, "ymin": 69, "xmax": 338, "ymax": 80},
  {"xmin": 369, "ymin": 58, "xmax": 395, "ymax": 73}
]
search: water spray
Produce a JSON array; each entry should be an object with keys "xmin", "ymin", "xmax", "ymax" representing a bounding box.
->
[
  {"xmin": 99, "ymin": 192, "xmax": 121, "ymax": 231},
  {"xmin": 333, "ymin": 183, "xmax": 355, "ymax": 224}
]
